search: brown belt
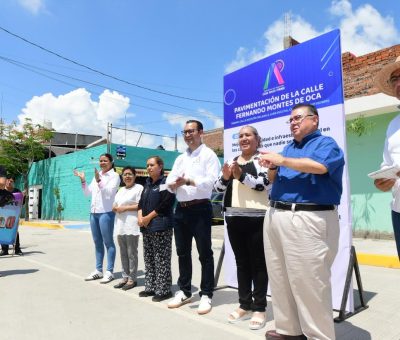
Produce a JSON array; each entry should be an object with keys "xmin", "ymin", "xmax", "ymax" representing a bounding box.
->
[{"xmin": 179, "ymin": 199, "xmax": 210, "ymax": 208}]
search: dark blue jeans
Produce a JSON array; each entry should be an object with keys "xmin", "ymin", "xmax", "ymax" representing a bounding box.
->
[
  {"xmin": 90, "ymin": 212, "xmax": 116, "ymax": 272},
  {"xmin": 173, "ymin": 201, "xmax": 214, "ymax": 298},
  {"xmin": 391, "ymin": 210, "xmax": 400, "ymax": 259}
]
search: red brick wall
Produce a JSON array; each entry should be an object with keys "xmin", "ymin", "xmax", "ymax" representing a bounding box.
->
[
  {"xmin": 202, "ymin": 128, "xmax": 223, "ymax": 152},
  {"xmin": 204, "ymin": 44, "xmax": 400, "ymax": 150},
  {"xmin": 343, "ymin": 45, "xmax": 400, "ymax": 99}
]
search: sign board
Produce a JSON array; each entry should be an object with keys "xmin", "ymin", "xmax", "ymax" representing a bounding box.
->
[{"xmin": 223, "ymin": 29, "xmax": 353, "ymax": 311}]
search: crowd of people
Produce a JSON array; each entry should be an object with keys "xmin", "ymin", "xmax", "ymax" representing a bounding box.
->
[
  {"xmin": 71, "ymin": 114, "xmax": 344, "ymax": 339},
  {"xmin": 3, "ymin": 57, "xmax": 400, "ymax": 339}
]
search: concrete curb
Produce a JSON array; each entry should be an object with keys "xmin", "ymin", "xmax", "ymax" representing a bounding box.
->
[
  {"xmin": 20, "ymin": 221, "xmax": 64, "ymax": 230},
  {"xmin": 356, "ymin": 253, "xmax": 400, "ymax": 269}
]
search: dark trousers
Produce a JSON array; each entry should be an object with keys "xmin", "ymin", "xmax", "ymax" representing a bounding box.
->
[
  {"xmin": 391, "ymin": 210, "xmax": 400, "ymax": 259},
  {"xmin": 173, "ymin": 201, "xmax": 214, "ymax": 298},
  {"xmin": 1, "ymin": 232, "xmax": 21, "ymax": 252},
  {"xmin": 226, "ymin": 215, "xmax": 268, "ymax": 312}
]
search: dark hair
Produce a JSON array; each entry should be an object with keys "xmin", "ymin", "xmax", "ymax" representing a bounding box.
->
[
  {"xmin": 0, "ymin": 166, "xmax": 7, "ymax": 178},
  {"xmin": 186, "ymin": 120, "xmax": 203, "ymax": 131},
  {"xmin": 100, "ymin": 153, "xmax": 114, "ymax": 163},
  {"xmin": 291, "ymin": 103, "xmax": 319, "ymax": 116},
  {"xmin": 122, "ymin": 166, "xmax": 136, "ymax": 176},
  {"xmin": 147, "ymin": 156, "xmax": 164, "ymax": 175},
  {"xmin": 99, "ymin": 153, "xmax": 115, "ymax": 170}
]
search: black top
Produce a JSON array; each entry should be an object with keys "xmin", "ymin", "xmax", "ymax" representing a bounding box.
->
[{"xmin": 138, "ymin": 175, "xmax": 175, "ymax": 233}]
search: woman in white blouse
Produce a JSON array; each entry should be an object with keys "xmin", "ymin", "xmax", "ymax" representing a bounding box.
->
[
  {"xmin": 112, "ymin": 166, "xmax": 143, "ymax": 290},
  {"xmin": 74, "ymin": 153, "xmax": 120, "ymax": 284}
]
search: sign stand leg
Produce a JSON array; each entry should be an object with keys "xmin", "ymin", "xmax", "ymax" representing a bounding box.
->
[
  {"xmin": 334, "ymin": 246, "xmax": 369, "ymax": 322},
  {"xmin": 214, "ymin": 240, "xmax": 235, "ymax": 291}
]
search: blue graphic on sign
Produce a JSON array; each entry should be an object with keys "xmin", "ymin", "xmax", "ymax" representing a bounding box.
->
[{"xmin": 223, "ymin": 29, "xmax": 343, "ymax": 128}]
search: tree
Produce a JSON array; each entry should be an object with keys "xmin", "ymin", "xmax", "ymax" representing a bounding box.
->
[
  {"xmin": 0, "ymin": 118, "xmax": 54, "ymax": 220},
  {"xmin": 53, "ymin": 187, "xmax": 64, "ymax": 223}
]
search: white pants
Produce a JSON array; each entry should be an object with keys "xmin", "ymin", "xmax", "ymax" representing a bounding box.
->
[{"xmin": 264, "ymin": 207, "xmax": 339, "ymax": 340}]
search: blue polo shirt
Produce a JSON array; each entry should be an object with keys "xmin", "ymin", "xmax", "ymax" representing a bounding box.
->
[{"xmin": 270, "ymin": 130, "xmax": 345, "ymax": 205}]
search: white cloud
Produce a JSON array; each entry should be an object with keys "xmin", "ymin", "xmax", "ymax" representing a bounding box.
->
[
  {"xmin": 16, "ymin": 88, "xmax": 162, "ymax": 147},
  {"xmin": 198, "ymin": 109, "xmax": 223, "ymax": 129},
  {"xmin": 161, "ymin": 111, "xmax": 222, "ymax": 151},
  {"xmin": 330, "ymin": 0, "xmax": 398, "ymax": 54},
  {"xmin": 225, "ymin": 0, "xmax": 399, "ymax": 73},
  {"xmin": 17, "ymin": 0, "xmax": 46, "ymax": 14}
]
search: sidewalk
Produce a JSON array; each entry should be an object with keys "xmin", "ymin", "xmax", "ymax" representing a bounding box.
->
[
  {"xmin": 0, "ymin": 222, "xmax": 398, "ymax": 339},
  {"xmin": 21, "ymin": 219, "xmax": 400, "ymax": 268}
]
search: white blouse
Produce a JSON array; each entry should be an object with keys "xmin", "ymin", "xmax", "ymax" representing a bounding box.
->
[{"xmin": 113, "ymin": 184, "xmax": 143, "ymax": 236}]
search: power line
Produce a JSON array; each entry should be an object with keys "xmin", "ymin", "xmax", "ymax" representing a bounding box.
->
[
  {"xmin": 0, "ymin": 25, "xmax": 222, "ymax": 104},
  {"xmin": 0, "ymin": 56, "xmax": 221, "ymax": 126},
  {"xmin": 0, "ymin": 55, "xmax": 208, "ymax": 114}
]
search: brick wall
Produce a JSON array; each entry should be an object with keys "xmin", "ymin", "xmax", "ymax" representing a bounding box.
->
[
  {"xmin": 343, "ymin": 45, "xmax": 400, "ymax": 99},
  {"xmin": 202, "ymin": 128, "xmax": 223, "ymax": 152}
]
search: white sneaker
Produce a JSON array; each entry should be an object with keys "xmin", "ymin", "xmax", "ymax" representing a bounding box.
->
[
  {"xmin": 167, "ymin": 290, "xmax": 192, "ymax": 309},
  {"xmin": 99, "ymin": 271, "xmax": 114, "ymax": 284},
  {"xmin": 197, "ymin": 295, "xmax": 212, "ymax": 315},
  {"xmin": 84, "ymin": 270, "xmax": 103, "ymax": 281}
]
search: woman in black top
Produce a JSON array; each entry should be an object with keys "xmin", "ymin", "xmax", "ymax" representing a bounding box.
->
[
  {"xmin": 214, "ymin": 125, "xmax": 271, "ymax": 330},
  {"xmin": 138, "ymin": 156, "xmax": 175, "ymax": 302}
]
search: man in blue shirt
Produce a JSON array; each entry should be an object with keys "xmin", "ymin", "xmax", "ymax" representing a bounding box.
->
[{"xmin": 260, "ymin": 103, "xmax": 345, "ymax": 340}]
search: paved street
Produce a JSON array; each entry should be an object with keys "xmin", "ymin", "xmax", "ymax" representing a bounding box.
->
[{"xmin": 0, "ymin": 225, "xmax": 399, "ymax": 340}]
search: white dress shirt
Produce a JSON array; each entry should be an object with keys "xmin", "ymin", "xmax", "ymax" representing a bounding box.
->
[
  {"xmin": 381, "ymin": 114, "xmax": 400, "ymax": 212},
  {"xmin": 82, "ymin": 169, "xmax": 121, "ymax": 213},
  {"xmin": 113, "ymin": 184, "xmax": 143, "ymax": 236},
  {"xmin": 166, "ymin": 143, "xmax": 221, "ymax": 202}
]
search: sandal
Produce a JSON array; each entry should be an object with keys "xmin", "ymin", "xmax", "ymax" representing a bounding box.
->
[
  {"xmin": 227, "ymin": 308, "xmax": 252, "ymax": 323},
  {"xmin": 249, "ymin": 311, "xmax": 266, "ymax": 330}
]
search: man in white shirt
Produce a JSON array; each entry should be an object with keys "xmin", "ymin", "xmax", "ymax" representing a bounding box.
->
[
  {"xmin": 166, "ymin": 120, "xmax": 221, "ymax": 315},
  {"xmin": 374, "ymin": 56, "xmax": 400, "ymax": 259}
]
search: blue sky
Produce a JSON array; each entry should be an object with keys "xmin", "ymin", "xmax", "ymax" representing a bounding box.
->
[{"xmin": 0, "ymin": 0, "xmax": 399, "ymax": 150}]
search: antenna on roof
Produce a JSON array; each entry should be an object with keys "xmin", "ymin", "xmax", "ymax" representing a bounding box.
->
[{"xmin": 284, "ymin": 12, "xmax": 292, "ymax": 49}]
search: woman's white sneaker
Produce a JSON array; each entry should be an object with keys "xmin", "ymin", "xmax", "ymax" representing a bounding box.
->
[
  {"xmin": 84, "ymin": 270, "xmax": 103, "ymax": 281},
  {"xmin": 197, "ymin": 295, "xmax": 212, "ymax": 315},
  {"xmin": 167, "ymin": 290, "xmax": 192, "ymax": 308},
  {"xmin": 99, "ymin": 271, "xmax": 114, "ymax": 284}
]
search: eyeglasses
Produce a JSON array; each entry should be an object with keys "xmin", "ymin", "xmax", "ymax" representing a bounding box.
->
[
  {"xmin": 122, "ymin": 173, "xmax": 134, "ymax": 177},
  {"xmin": 388, "ymin": 75, "xmax": 400, "ymax": 87},
  {"xmin": 181, "ymin": 129, "xmax": 198, "ymax": 136},
  {"xmin": 286, "ymin": 114, "xmax": 315, "ymax": 124}
]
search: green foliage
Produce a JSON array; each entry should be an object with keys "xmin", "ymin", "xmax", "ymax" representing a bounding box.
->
[
  {"xmin": 0, "ymin": 118, "xmax": 54, "ymax": 221},
  {"xmin": 346, "ymin": 115, "xmax": 375, "ymax": 137},
  {"xmin": 214, "ymin": 148, "xmax": 224, "ymax": 157},
  {"xmin": 53, "ymin": 187, "xmax": 64, "ymax": 223},
  {"xmin": 0, "ymin": 118, "xmax": 54, "ymax": 177}
]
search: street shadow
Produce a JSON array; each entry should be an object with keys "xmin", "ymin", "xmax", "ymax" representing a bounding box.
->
[
  {"xmin": 353, "ymin": 288, "xmax": 377, "ymax": 305},
  {"xmin": 1, "ymin": 268, "xmax": 39, "ymax": 276},
  {"xmin": 113, "ymin": 269, "xmax": 145, "ymax": 279},
  {"xmin": 15, "ymin": 250, "xmax": 45, "ymax": 256},
  {"xmin": 335, "ymin": 320, "xmax": 371, "ymax": 339}
]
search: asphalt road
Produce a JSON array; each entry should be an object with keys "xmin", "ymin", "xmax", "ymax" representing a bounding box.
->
[{"xmin": 0, "ymin": 226, "xmax": 399, "ymax": 340}]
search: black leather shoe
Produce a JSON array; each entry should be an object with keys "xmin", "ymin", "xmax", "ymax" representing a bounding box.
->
[
  {"xmin": 152, "ymin": 292, "xmax": 173, "ymax": 302},
  {"xmin": 122, "ymin": 281, "xmax": 137, "ymax": 291},
  {"xmin": 15, "ymin": 249, "xmax": 23, "ymax": 256},
  {"xmin": 0, "ymin": 250, "xmax": 9, "ymax": 256},
  {"xmin": 138, "ymin": 290, "xmax": 155, "ymax": 297},
  {"xmin": 113, "ymin": 281, "xmax": 127, "ymax": 289}
]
